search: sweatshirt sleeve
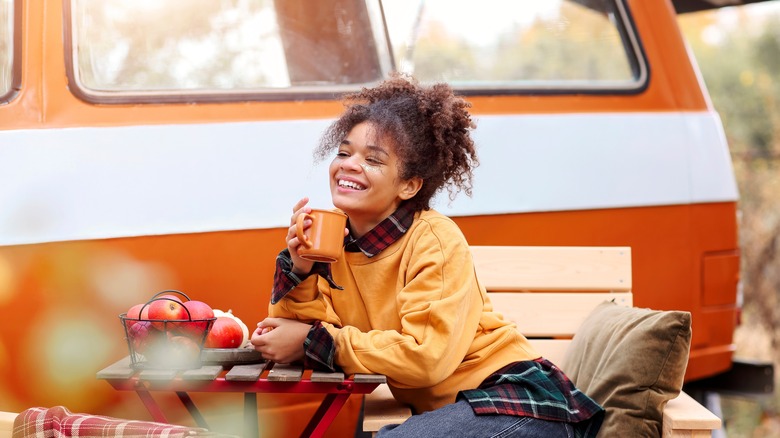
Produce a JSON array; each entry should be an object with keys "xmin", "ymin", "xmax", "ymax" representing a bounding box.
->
[{"xmin": 324, "ymin": 218, "xmax": 485, "ymax": 389}]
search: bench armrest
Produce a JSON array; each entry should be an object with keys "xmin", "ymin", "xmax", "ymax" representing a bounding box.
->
[
  {"xmin": 0, "ymin": 411, "xmax": 17, "ymax": 438},
  {"xmin": 662, "ymin": 391, "xmax": 721, "ymax": 437}
]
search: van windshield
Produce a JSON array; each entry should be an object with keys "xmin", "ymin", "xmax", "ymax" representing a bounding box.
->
[{"xmin": 68, "ymin": 0, "xmax": 644, "ymax": 102}]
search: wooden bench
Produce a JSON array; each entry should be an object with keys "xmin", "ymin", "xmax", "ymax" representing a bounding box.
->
[{"xmin": 363, "ymin": 246, "xmax": 722, "ymax": 437}]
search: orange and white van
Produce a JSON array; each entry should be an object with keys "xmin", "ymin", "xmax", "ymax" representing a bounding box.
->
[{"xmin": 0, "ymin": 0, "xmax": 743, "ymax": 435}]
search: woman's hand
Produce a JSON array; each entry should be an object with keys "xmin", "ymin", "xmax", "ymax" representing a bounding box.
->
[
  {"xmin": 287, "ymin": 197, "xmax": 316, "ymax": 276},
  {"xmin": 250, "ymin": 318, "xmax": 311, "ymax": 363}
]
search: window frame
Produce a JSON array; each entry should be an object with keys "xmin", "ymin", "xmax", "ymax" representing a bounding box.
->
[
  {"xmin": 0, "ymin": 0, "xmax": 22, "ymax": 105},
  {"xmin": 62, "ymin": 0, "xmax": 648, "ymax": 105}
]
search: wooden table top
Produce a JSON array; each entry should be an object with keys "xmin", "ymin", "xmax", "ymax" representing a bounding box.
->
[{"xmin": 96, "ymin": 349, "xmax": 386, "ymax": 393}]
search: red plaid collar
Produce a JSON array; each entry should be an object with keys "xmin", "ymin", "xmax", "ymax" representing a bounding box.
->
[{"xmin": 344, "ymin": 203, "xmax": 416, "ymax": 257}]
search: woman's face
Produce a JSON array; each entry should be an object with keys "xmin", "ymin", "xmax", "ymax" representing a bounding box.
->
[{"xmin": 329, "ymin": 122, "xmax": 421, "ymax": 236}]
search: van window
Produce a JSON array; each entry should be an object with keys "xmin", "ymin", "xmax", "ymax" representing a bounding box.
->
[
  {"xmin": 0, "ymin": 0, "xmax": 16, "ymax": 101},
  {"xmin": 382, "ymin": 0, "xmax": 646, "ymax": 94},
  {"xmin": 71, "ymin": 1, "xmax": 287, "ymax": 91},
  {"xmin": 66, "ymin": 0, "xmax": 644, "ymax": 103}
]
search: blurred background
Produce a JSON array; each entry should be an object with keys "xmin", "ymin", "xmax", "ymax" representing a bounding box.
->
[{"xmin": 679, "ymin": 3, "xmax": 780, "ymax": 437}]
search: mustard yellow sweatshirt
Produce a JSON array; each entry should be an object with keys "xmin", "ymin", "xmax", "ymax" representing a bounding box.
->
[{"xmin": 268, "ymin": 209, "xmax": 540, "ymax": 413}]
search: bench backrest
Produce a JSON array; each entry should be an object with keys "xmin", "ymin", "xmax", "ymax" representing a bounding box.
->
[{"xmin": 470, "ymin": 246, "xmax": 632, "ymax": 367}]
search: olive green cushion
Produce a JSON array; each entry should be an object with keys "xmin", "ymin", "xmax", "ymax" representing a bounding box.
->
[{"xmin": 561, "ymin": 301, "xmax": 692, "ymax": 437}]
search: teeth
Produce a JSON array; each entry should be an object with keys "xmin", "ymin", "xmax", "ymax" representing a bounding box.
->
[{"xmin": 339, "ymin": 180, "xmax": 365, "ymax": 190}]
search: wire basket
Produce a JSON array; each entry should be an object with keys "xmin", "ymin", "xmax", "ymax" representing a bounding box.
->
[{"xmin": 120, "ymin": 290, "xmax": 216, "ymax": 370}]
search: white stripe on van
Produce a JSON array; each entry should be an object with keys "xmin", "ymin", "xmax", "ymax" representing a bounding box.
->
[{"xmin": 0, "ymin": 112, "xmax": 738, "ymax": 246}]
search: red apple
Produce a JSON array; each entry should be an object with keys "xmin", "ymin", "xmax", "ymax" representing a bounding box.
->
[
  {"xmin": 127, "ymin": 320, "xmax": 158, "ymax": 354},
  {"xmin": 204, "ymin": 316, "xmax": 244, "ymax": 348},
  {"xmin": 155, "ymin": 293, "xmax": 183, "ymax": 303},
  {"xmin": 126, "ymin": 303, "xmax": 144, "ymax": 320},
  {"xmin": 147, "ymin": 297, "xmax": 188, "ymax": 330},
  {"xmin": 123, "ymin": 303, "xmax": 143, "ymax": 332},
  {"xmin": 140, "ymin": 304, "xmax": 151, "ymax": 320},
  {"xmin": 142, "ymin": 334, "xmax": 199, "ymax": 368},
  {"xmin": 179, "ymin": 300, "xmax": 215, "ymax": 339},
  {"xmin": 166, "ymin": 335, "xmax": 202, "ymax": 368}
]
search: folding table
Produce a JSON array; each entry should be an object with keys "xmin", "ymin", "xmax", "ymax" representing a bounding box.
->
[{"xmin": 96, "ymin": 355, "xmax": 385, "ymax": 438}]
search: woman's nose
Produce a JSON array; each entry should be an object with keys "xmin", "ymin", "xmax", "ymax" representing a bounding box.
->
[{"xmin": 340, "ymin": 155, "xmax": 362, "ymax": 171}]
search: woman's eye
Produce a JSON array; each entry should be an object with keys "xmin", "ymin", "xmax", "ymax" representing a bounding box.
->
[
  {"xmin": 366, "ymin": 157, "xmax": 382, "ymax": 165},
  {"xmin": 336, "ymin": 151, "xmax": 349, "ymax": 157}
]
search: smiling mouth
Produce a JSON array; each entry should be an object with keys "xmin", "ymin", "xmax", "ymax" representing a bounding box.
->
[{"xmin": 338, "ymin": 179, "xmax": 366, "ymax": 190}]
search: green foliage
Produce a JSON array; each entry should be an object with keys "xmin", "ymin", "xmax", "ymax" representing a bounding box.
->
[{"xmin": 680, "ymin": 12, "xmax": 780, "ymax": 164}]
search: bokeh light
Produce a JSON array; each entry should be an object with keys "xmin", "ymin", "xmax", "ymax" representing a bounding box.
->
[{"xmin": 22, "ymin": 307, "xmax": 118, "ymax": 410}]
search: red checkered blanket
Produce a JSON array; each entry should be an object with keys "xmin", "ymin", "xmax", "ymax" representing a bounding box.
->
[{"xmin": 12, "ymin": 406, "xmax": 228, "ymax": 437}]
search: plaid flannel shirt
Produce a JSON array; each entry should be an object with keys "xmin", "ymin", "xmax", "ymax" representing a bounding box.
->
[
  {"xmin": 459, "ymin": 358, "xmax": 604, "ymax": 437},
  {"xmin": 270, "ymin": 203, "xmax": 603, "ymax": 435}
]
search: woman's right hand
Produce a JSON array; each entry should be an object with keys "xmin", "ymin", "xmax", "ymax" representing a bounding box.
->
[{"xmin": 287, "ymin": 197, "xmax": 315, "ymax": 275}]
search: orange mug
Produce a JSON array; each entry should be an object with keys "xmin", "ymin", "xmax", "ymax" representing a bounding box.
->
[{"xmin": 295, "ymin": 209, "xmax": 348, "ymax": 263}]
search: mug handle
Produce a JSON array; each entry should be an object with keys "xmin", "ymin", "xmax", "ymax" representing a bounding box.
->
[{"xmin": 295, "ymin": 213, "xmax": 314, "ymax": 248}]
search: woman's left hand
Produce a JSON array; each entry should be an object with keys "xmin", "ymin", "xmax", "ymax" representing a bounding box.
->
[{"xmin": 250, "ymin": 317, "xmax": 311, "ymax": 363}]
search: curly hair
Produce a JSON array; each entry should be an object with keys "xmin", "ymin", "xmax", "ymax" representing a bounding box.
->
[{"xmin": 315, "ymin": 74, "xmax": 478, "ymax": 212}]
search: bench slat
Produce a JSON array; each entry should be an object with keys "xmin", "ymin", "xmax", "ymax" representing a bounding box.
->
[
  {"xmin": 528, "ymin": 339, "xmax": 571, "ymax": 368},
  {"xmin": 471, "ymin": 246, "xmax": 631, "ymax": 292},
  {"xmin": 488, "ymin": 292, "xmax": 632, "ymax": 337}
]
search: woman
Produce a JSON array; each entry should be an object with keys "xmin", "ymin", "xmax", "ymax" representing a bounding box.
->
[{"xmin": 251, "ymin": 74, "xmax": 603, "ymax": 437}]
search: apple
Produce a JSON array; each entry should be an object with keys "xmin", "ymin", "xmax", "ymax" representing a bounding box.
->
[
  {"xmin": 155, "ymin": 293, "xmax": 183, "ymax": 303},
  {"xmin": 167, "ymin": 335, "xmax": 202, "ymax": 368},
  {"xmin": 204, "ymin": 315, "xmax": 244, "ymax": 348},
  {"xmin": 142, "ymin": 334, "xmax": 200, "ymax": 368},
  {"xmin": 147, "ymin": 297, "xmax": 188, "ymax": 330},
  {"xmin": 179, "ymin": 300, "xmax": 215, "ymax": 339},
  {"xmin": 140, "ymin": 304, "xmax": 151, "ymax": 320},
  {"xmin": 214, "ymin": 309, "xmax": 249, "ymax": 348},
  {"xmin": 126, "ymin": 303, "xmax": 144, "ymax": 320},
  {"xmin": 123, "ymin": 303, "xmax": 145, "ymax": 332},
  {"xmin": 127, "ymin": 320, "xmax": 158, "ymax": 354}
]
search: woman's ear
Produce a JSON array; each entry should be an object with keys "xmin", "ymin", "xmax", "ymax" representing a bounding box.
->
[{"xmin": 399, "ymin": 177, "xmax": 423, "ymax": 201}]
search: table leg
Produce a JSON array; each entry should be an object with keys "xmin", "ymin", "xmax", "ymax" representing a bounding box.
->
[
  {"xmin": 244, "ymin": 393, "xmax": 259, "ymax": 438},
  {"xmin": 176, "ymin": 392, "xmax": 209, "ymax": 429},
  {"xmin": 299, "ymin": 393, "xmax": 349, "ymax": 438},
  {"xmin": 135, "ymin": 390, "xmax": 168, "ymax": 423}
]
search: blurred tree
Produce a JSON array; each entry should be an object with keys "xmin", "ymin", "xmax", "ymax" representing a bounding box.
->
[{"xmin": 75, "ymin": 0, "xmax": 279, "ymax": 90}]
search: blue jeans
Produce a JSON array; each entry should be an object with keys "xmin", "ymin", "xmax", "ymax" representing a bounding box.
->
[{"xmin": 375, "ymin": 399, "xmax": 574, "ymax": 438}]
